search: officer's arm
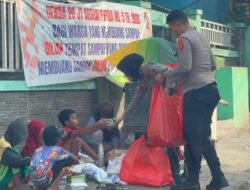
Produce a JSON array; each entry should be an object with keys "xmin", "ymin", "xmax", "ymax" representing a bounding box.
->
[
  {"xmin": 123, "ymin": 64, "xmax": 165, "ymax": 117},
  {"xmin": 162, "ymin": 38, "xmax": 192, "ymax": 78},
  {"xmin": 142, "ymin": 63, "xmax": 168, "ymax": 76},
  {"xmin": 210, "ymin": 50, "xmax": 217, "ymax": 72}
]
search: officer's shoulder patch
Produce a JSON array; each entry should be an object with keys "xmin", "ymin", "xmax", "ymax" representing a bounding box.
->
[{"xmin": 178, "ymin": 38, "xmax": 184, "ymax": 49}]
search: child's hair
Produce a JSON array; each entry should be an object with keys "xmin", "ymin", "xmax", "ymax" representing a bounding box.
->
[
  {"xmin": 58, "ymin": 109, "xmax": 76, "ymax": 126},
  {"xmin": 4, "ymin": 119, "xmax": 28, "ymax": 146},
  {"xmin": 117, "ymin": 53, "xmax": 144, "ymax": 82},
  {"xmin": 42, "ymin": 125, "xmax": 62, "ymax": 146},
  {"xmin": 94, "ymin": 102, "xmax": 114, "ymax": 121}
]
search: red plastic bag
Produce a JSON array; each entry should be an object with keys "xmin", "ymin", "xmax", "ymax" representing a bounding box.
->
[
  {"xmin": 119, "ymin": 136, "xmax": 173, "ymax": 187},
  {"xmin": 148, "ymin": 83, "xmax": 186, "ymax": 147}
]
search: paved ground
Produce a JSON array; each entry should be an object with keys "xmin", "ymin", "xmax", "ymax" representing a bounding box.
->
[
  {"xmin": 199, "ymin": 123, "xmax": 250, "ymax": 190},
  {"xmin": 24, "ymin": 121, "xmax": 250, "ymax": 190},
  {"xmin": 200, "ymin": 123, "xmax": 250, "ymax": 190},
  {"xmin": 86, "ymin": 123, "xmax": 250, "ymax": 190}
]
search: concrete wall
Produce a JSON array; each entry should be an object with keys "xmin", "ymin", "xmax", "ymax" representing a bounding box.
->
[
  {"xmin": 96, "ymin": 78, "xmax": 124, "ymax": 117},
  {"xmin": 216, "ymin": 67, "xmax": 249, "ymax": 127},
  {"xmin": 0, "ymin": 79, "xmax": 97, "ymax": 135},
  {"xmin": 245, "ymin": 25, "xmax": 250, "ymax": 106},
  {"xmin": 232, "ymin": 68, "xmax": 249, "ymax": 127},
  {"xmin": 0, "ymin": 76, "xmax": 128, "ymax": 136},
  {"xmin": 0, "ymin": 90, "xmax": 95, "ymax": 135},
  {"xmin": 216, "ymin": 68, "xmax": 234, "ymax": 120}
]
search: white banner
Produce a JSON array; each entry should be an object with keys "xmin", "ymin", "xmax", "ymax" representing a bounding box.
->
[{"xmin": 16, "ymin": 0, "xmax": 152, "ymax": 87}]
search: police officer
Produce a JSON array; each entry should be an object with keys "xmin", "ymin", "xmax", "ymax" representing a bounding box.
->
[{"xmin": 155, "ymin": 10, "xmax": 229, "ymax": 190}]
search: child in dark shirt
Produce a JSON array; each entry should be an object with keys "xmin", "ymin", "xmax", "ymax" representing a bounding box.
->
[{"xmin": 82, "ymin": 102, "xmax": 120, "ymax": 153}]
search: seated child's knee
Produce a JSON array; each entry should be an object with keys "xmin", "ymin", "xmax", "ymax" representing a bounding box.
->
[{"xmin": 75, "ymin": 137, "xmax": 82, "ymax": 144}]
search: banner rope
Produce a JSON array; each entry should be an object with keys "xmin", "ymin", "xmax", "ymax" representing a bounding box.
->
[{"xmin": 26, "ymin": 87, "xmax": 30, "ymax": 122}]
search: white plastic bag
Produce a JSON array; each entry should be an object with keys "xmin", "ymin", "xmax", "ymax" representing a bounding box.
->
[
  {"xmin": 106, "ymin": 155, "xmax": 125, "ymax": 175},
  {"xmin": 71, "ymin": 163, "xmax": 107, "ymax": 183},
  {"xmin": 78, "ymin": 152, "xmax": 96, "ymax": 164}
]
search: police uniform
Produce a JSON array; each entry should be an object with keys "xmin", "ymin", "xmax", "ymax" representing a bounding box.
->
[{"xmin": 162, "ymin": 27, "xmax": 226, "ymax": 188}]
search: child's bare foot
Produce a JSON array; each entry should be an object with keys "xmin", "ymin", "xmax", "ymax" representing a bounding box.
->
[{"xmin": 11, "ymin": 174, "xmax": 27, "ymax": 190}]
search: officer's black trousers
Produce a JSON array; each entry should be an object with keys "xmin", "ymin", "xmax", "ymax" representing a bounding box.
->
[{"xmin": 183, "ymin": 82, "xmax": 224, "ymax": 181}]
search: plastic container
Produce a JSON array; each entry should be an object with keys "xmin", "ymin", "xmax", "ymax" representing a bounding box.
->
[
  {"xmin": 106, "ymin": 118, "xmax": 115, "ymax": 126},
  {"xmin": 58, "ymin": 177, "xmax": 68, "ymax": 190},
  {"xmin": 179, "ymin": 159, "xmax": 185, "ymax": 175},
  {"xmin": 98, "ymin": 142, "xmax": 105, "ymax": 168}
]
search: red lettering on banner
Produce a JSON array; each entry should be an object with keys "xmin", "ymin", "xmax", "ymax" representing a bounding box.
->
[
  {"xmin": 77, "ymin": 7, "xmax": 84, "ymax": 20},
  {"xmin": 46, "ymin": 5, "xmax": 66, "ymax": 19},
  {"xmin": 68, "ymin": 7, "xmax": 76, "ymax": 20},
  {"xmin": 131, "ymin": 13, "xmax": 141, "ymax": 24},
  {"xmin": 114, "ymin": 11, "xmax": 121, "ymax": 22},
  {"xmin": 84, "ymin": 8, "xmax": 100, "ymax": 21},
  {"xmin": 44, "ymin": 42, "xmax": 64, "ymax": 55},
  {"xmin": 121, "ymin": 11, "xmax": 131, "ymax": 23},
  {"xmin": 100, "ymin": 9, "xmax": 114, "ymax": 22},
  {"xmin": 92, "ymin": 60, "xmax": 107, "ymax": 73}
]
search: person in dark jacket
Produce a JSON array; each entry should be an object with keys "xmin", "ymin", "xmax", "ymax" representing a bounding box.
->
[
  {"xmin": 115, "ymin": 53, "xmax": 176, "ymax": 123},
  {"xmin": 115, "ymin": 53, "xmax": 182, "ymax": 183},
  {"xmin": 0, "ymin": 119, "xmax": 30, "ymax": 190},
  {"xmin": 82, "ymin": 102, "xmax": 120, "ymax": 153}
]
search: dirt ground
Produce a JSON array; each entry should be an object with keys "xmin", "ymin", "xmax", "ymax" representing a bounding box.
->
[{"xmin": 199, "ymin": 122, "xmax": 250, "ymax": 189}]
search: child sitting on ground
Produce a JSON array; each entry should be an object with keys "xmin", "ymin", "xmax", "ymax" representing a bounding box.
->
[
  {"xmin": 58, "ymin": 109, "xmax": 108, "ymax": 160},
  {"xmin": 30, "ymin": 125, "xmax": 79, "ymax": 190},
  {"xmin": 0, "ymin": 119, "xmax": 30, "ymax": 190},
  {"xmin": 82, "ymin": 102, "xmax": 120, "ymax": 153}
]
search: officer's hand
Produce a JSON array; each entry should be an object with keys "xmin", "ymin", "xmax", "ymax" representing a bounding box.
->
[
  {"xmin": 143, "ymin": 68, "xmax": 155, "ymax": 77},
  {"xmin": 155, "ymin": 73, "xmax": 165, "ymax": 84},
  {"xmin": 115, "ymin": 115, "xmax": 124, "ymax": 126}
]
